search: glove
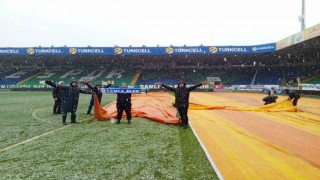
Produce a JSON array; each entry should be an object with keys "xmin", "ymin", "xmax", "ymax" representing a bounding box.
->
[
  {"xmin": 45, "ymin": 80, "xmax": 52, "ymax": 84},
  {"xmin": 54, "ymin": 98, "xmax": 57, "ymax": 100}
]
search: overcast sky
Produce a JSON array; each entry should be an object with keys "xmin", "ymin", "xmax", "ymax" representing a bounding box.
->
[{"xmin": 0, "ymin": 0, "xmax": 319, "ymax": 47}]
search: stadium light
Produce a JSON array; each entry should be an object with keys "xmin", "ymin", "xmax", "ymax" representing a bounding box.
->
[{"xmin": 299, "ymin": 0, "xmax": 306, "ymax": 31}]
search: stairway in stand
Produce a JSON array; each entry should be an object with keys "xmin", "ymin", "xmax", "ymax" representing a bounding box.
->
[{"xmin": 130, "ymin": 69, "xmax": 142, "ymax": 85}]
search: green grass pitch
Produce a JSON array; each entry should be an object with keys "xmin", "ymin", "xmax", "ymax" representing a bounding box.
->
[{"xmin": 0, "ymin": 91, "xmax": 217, "ymax": 179}]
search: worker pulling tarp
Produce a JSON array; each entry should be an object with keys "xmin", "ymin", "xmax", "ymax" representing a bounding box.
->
[{"xmin": 93, "ymin": 92, "xmax": 297, "ymax": 123}]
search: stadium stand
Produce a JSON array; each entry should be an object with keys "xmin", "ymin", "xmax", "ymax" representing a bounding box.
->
[{"xmin": 0, "ymin": 36, "xmax": 319, "ymax": 87}]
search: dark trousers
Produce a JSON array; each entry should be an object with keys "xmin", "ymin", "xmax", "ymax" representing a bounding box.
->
[
  {"xmin": 117, "ymin": 103, "xmax": 131, "ymax": 121},
  {"xmin": 62, "ymin": 111, "xmax": 76, "ymax": 116},
  {"xmin": 178, "ymin": 107, "xmax": 189, "ymax": 125},
  {"xmin": 53, "ymin": 99, "xmax": 61, "ymax": 113},
  {"xmin": 87, "ymin": 98, "xmax": 101, "ymax": 114},
  {"xmin": 292, "ymin": 97, "xmax": 300, "ymax": 106}
]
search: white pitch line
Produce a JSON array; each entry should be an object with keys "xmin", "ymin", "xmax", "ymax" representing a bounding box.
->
[
  {"xmin": 32, "ymin": 108, "xmax": 55, "ymax": 124},
  {"xmin": 0, "ymin": 116, "xmax": 94, "ymax": 153},
  {"xmin": 189, "ymin": 122, "xmax": 224, "ymax": 180}
]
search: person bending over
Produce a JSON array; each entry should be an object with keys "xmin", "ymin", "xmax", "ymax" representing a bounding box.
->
[{"xmin": 284, "ymin": 89, "xmax": 301, "ymax": 106}]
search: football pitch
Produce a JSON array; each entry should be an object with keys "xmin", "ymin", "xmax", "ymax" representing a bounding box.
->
[{"xmin": 0, "ymin": 91, "xmax": 217, "ymax": 179}]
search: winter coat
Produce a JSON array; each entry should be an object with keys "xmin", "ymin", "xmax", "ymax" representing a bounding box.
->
[
  {"xmin": 117, "ymin": 93, "xmax": 132, "ymax": 105},
  {"xmin": 46, "ymin": 81, "xmax": 92, "ymax": 113},
  {"xmin": 263, "ymin": 95, "xmax": 278, "ymax": 103},
  {"xmin": 161, "ymin": 82, "xmax": 202, "ymax": 108},
  {"xmin": 52, "ymin": 87, "xmax": 62, "ymax": 100},
  {"xmin": 287, "ymin": 91, "xmax": 301, "ymax": 99}
]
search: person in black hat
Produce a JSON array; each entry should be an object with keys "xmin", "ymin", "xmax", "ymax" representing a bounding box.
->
[
  {"xmin": 284, "ymin": 89, "xmax": 301, "ymax": 106},
  {"xmin": 116, "ymin": 82, "xmax": 132, "ymax": 124},
  {"xmin": 156, "ymin": 81, "xmax": 208, "ymax": 129},
  {"xmin": 45, "ymin": 80, "xmax": 93, "ymax": 125},
  {"xmin": 84, "ymin": 80, "xmax": 112, "ymax": 115},
  {"xmin": 52, "ymin": 81, "xmax": 64, "ymax": 114}
]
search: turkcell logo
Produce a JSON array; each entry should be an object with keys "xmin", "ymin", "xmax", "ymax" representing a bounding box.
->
[
  {"xmin": 69, "ymin": 48, "xmax": 77, "ymax": 54},
  {"xmin": 122, "ymin": 48, "xmax": 152, "ymax": 54},
  {"xmin": 252, "ymin": 44, "xmax": 276, "ymax": 52},
  {"xmin": 69, "ymin": 48, "xmax": 105, "ymax": 54},
  {"xmin": 0, "ymin": 49, "xmax": 20, "ymax": 54},
  {"xmin": 165, "ymin": 47, "xmax": 174, "ymax": 54},
  {"xmin": 171, "ymin": 47, "xmax": 205, "ymax": 54},
  {"xmin": 27, "ymin": 48, "xmax": 63, "ymax": 54},
  {"xmin": 218, "ymin": 47, "xmax": 248, "ymax": 53},
  {"xmin": 27, "ymin": 48, "xmax": 35, "ymax": 54},
  {"xmin": 114, "ymin": 48, "xmax": 151, "ymax": 55}
]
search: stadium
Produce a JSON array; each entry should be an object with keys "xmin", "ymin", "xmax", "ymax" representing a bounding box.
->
[{"xmin": 1, "ymin": 1, "xmax": 320, "ymax": 179}]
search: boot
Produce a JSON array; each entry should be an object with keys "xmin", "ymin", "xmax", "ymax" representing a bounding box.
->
[
  {"xmin": 71, "ymin": 115, "xmax": 79, "ymax": 124},
  {"xmin": 178, "ymin": 119, "xmax": 183, "ymax": 126},
  {"xmin": 62, "ymin": 115, "xmax": 67, "ymax": 125},
  {"xmin": 127, "ymin": 120, "xmax": 131, "ymax": 125},
  {"xmin": 53, "ymin": 107, "xmax": 57, "ymax": 114},
  {"xmin": 116, "ymin": 119, "xmax": 121, "ymax": 124}
]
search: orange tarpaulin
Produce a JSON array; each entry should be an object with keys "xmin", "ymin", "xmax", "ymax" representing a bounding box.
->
[
  {"xmin": 94, "ymin": 93, "xmax": 180, "ymax": 123},
  {"xmin": 188, "ymin": 92, "xmax": 320, "ymax": 179},
  {"xmin": 93, "ymin": 92, "xmax": 297, "ymax": 123},
  {"xmin": 189, "ymin": 99, "xmax": 297, "ymax": 112}
]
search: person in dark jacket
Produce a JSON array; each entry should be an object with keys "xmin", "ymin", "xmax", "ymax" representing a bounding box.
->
[
  {"xmin": 263, "ymin": 95, "xmax": 278, "ymax": 105},
  {"xmin": 156, "ymin": 81, "xmax": 208, "ymax": 129},
  {"xmin": 52, "ymin": 81, "xmax": 64, "ymax": 114},
  {"xmin": 116, "ymin": 82, "xmax": 132, "ymax": 124},
  {"xmin": 84, "ymin": 81, "xmax": 112, "ymax": 115},
  {"xmin": 45, "ymin": 80, "xmax": 93, "ymax": 125},
  {"xmin": 284, "ymin": 89, "xmax": 301, "ymax": 106}
]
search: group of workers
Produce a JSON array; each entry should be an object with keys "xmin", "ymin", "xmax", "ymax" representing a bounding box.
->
[
  {"xmin": 46, "ymin": 80, "xmax": 301, "ymax": 128},
  {"xmin": 262, "ymin": 87, "xmax": 301, "ymax": 106}
]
